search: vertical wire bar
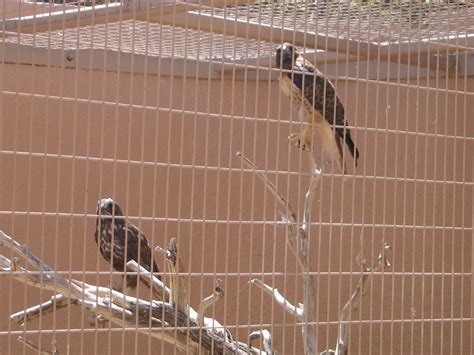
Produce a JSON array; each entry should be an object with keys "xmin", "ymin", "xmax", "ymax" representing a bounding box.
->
[
  {"xmin": 199, "ymin": 2, "xmax": 218, "ymax": 352},
  {"xmin": 273, "ymin": 2, "xmax": 292, "ymax": 352},
  {"xmin": 379, "ymin": 1, "xmax": 395, "ymax": 353},
  {"xmin": 91, "ymin": 3, "xmax": 109, "ymax": 353},
  {"xmin": 164, "ymin": 1, "xmax": 178, "ymax": 352},
  {"xmin": 368, "ymin": 2, "xmax": 385, "ymax": 353},
  {"xmin": 458, "ymin": 9, "xmax": 470, "ymax": 353},
  {"xmin": 409, "ymin": 3, "xmax": 424, "ymax": 353},
  {"xmin": 312, "ymin": 1, "xmax": 325, "ymax": 352},
  {"xmin": 357, "ymin": 1, "xmax": 372, "ymax": 353},
  {"xmin": 224, "ymin": 0, "xmax": 253, "ymax": 348},
  {"xmin": 14, "ymin": 1, "xmax": 31, "ymax": 352},
  {"xmin": 400, "ymin": 2, "xmax": 415, "ymax": 351},
  {"xmin": 411, "ymin": 3, "xmax": 421, "ymax": 353},
  {"xmin": 323, "ymin": 1, "xmax": 335, "ymax": 345},
  {"xmin": 198, "ymin": 0, "xmax": 216, "ymax": 351},
  {"xmin": 448, "ymin": 4, "xmax": 460, "ymax": 353},
  {"xmin": 171, "ymin": 7, "xmax": 190, "ymax": 349},
  {"xmin": 441, "ymin": 3, "xmax": 454, "ymax": 353},
  {"xmin": 35, "ymin": 0, "xmax": 57, "ymax": 350},
  {"xmin": 51, "ymin": 3, "xmax": 69, "ymax": 351},
  {"xmin": 190, "ymin": 2, "xmax": 207, "ymax": 352},
  {"xmin": 1, "ymin": 0, "xmax": 13, "ymax": 353},
  {"xmin": 68, "ymin": 6, "xmax": 81, "ymax": 354},
  {"xmin": 112, "ymin": 3, "xmax": 126, "ymax": 353},
  {"xmin": 342, "ymin": 0, "xmax": 359, "ymax": 351},
  {"xmin": 350, "ymin": 2, "xmax": 364, "ymax": 353},
  {"xmin": 121, "ymin": 9, "xmax": 136, "ymax": 351},
  {"xmin": 93, "ymin": 2, "xmax": 114, "ymax": 353},
  {"xmin": 389, "ymin": 2, "xmax": 405, "ymax": 354},
  {"xmin": 77, "ymin": 1, "xmax": 94, "ymax": 352},
  {"xmin": 204, "ymin": 1, "xmax": 223, "ymax": 352},
  {"xmin": 276, "ymin": 3, "xmax": 297, "ymax": 353},
  {"xmin": 323, "ymin": 1, "xmax": 336, "ymax": 350},
  {"xmin": 261, "ymin": 1, "xmax": 281, "ymax": 351},
  {"xmin": 291, "ymin": 1, "xmax": 306, "ymax": 352},
  {"xmin": 401, "ymin": 2, "xmax": 413, "ymax": 353},
  {"xmin": 218, "ymin": 0, "xmax": 232, "ymax": 346},
  {"xmin": 246, "ymin": 1, "xmax": 261, "ymax": 348},
  {"xmin": 429, "ymin": 6, "xmax": 442, "ymax": 353},
  {"xmin": 419, "ymin": 2, "xmax": 434, "ymax": 354},
  {"xmin": 233, "ymin": 3, "xmax": 251, "ymax": 348},
  {"xmin": 136, "ymin": 3, "xmax": 155, "ymax": 351},
  {"xmin": 127, "ymin": 4, "xmax": 141, "ymax": 353},
  {"xmin": 179, "ymin": 2, "xmax": 195, "ymax": 351},
  {"xmin": 151, "ymin": 2, "xmax": 167, "ymax": 353}
]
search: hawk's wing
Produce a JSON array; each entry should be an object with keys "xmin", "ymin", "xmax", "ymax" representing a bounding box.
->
[
  {"xmin": 126, "ymin": 223, "xmax": 160, "ymax": 276},
  {"xmin": 289, "ymin": 57, "xmax": 346, "ymax": 134},
  {"xmin": 285, "ymin": 56, "xmax": 359, "ymax": 164}
]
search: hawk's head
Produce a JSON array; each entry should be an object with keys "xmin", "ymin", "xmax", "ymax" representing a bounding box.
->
[
  {"xmin": 97, "ymin": 198, "xmax": 124, "ymax": 218},
  {"xmin": 276, "ymin": 43, "xmax": 299, "ymax": 70}
]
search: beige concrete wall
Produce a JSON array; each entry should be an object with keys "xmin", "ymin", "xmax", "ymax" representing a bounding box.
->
[{"xmin": 0, "ymin": 63, "xmax": 472, "ymax": 354}]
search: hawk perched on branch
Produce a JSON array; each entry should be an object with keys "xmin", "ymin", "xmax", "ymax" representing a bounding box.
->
[
  {"xmin": 276, "ymin": 43, "xmax": 360, "ymax": 173},
  {"xmin": 95, "ymin": 198, "xmax": 160, "ymax": 291}
]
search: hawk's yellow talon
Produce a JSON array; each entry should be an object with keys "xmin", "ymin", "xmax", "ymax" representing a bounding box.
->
[{"xmin": 289, "ymin": 131, "xmax": 312, "ymax": 152}]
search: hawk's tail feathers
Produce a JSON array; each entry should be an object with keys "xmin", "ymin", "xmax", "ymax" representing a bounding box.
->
[
  {"xmin": 344, "ymin": 133, "xmax": 360, "ymax": 167},
  {"xmin": 335, "ymin": 136, "xmax": 347, "ymax": 175}
]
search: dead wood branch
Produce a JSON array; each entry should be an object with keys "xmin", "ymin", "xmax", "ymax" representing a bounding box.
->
[
  {"xmin": 0, "ymin": 230, "xmax": 268, "ymax": 355},
  {"xmin": 323, "ymin": 243, "xmax": 392, "ymax": 355},
  {"xmin": 17, "ymin": 336, "xmax": 59, "ymax": 355},
  {"xmin": 249, "ymin": 278, "xmax": 303, "ymax": 319},
  {"xmin": 197, "ymin": 279, "xmax": 224, "ymax": 326},
  {"xmin": 126, "ymin": 260, "xmax": 170, "ymax": 301},
  {"xmin": 10, "ymin": 294, "xmax": 77, "ymax": 325},
  {"xmin": 238, "ymin": 152, "xmax": 319, "ymax": 355},
  {"xmin": 249, "ymin": 330, "xmax": 273, "ymax": 354},
  {"xmin": 164, "ymin": 238, "xmax": 189, "ymax": 313}
]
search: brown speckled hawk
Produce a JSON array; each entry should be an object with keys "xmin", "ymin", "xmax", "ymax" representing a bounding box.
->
[
  {"xmin": 95, "ymin": 198, "xmax": 160, "ymax": 292},
  {"xmin": 276, "ymin": 43, "xmax": 360, "ymax": 173}
]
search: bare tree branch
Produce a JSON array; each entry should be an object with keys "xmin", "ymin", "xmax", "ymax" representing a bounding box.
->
[
  {"xmin": 249, "ymin": 330, "xmax": 273, "ymax": 354},
  {"xmin": 197, "ymin": 279, "xmax": 224, "ymax": 326},
  {"xmin": 126, "ymin": 260, "xmax": 169, "ymax": 301},
  {"xmin": 250, "ymin": 278, "xmax": 303, "ymax": 319},
  {"xmin": 164, "ymin": 238, "xmax": 189, "ymax": 313},
  {"xmin": 10, "ymin": 294, "xmax": 77, "ymax": 325},
  {"xmin": 236, "ymin": 152, "xmax": 301, "ymax": 269},
  {"xmin": 236, "ymin": 152, "xmax": 296, "ymax": 224},
  {"xmin": 329, "ymin": 243, "xmax": 392, "ymax": 355},
  {"xmin": 0, "ymin": 230, "xmax": 267, "ymax": 355},
  {"xmin": 240, "ymin": 151, "xmax": 319, "ymax": 355},
  {"xmin": 17, "ymin": 336, "xmax": 59, "ymax": 355}
]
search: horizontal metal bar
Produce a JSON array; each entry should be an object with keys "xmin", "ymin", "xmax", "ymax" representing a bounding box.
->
[
  {"xmin": 0, "ymin": 317, "xmax": 472, "ymax": 336},
  {"xmin": 1, "ymin": 271, "xmax": 471, "ymax": 277},
  {"xmin": 0, "ymin": 210, "xmax": 471, "ymax": 231}
]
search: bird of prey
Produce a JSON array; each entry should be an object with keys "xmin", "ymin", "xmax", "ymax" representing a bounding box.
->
[
  {"xmin": 276, "ymin": 42, "xmax": 360, "ymax": 173},
  {"xmin": 95, "ymin": 198, "xmax": 160, "ymax": 292}
]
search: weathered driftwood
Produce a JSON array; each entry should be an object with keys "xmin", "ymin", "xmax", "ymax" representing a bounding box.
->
[
  {"xmin": 237, "ymin": 152, "xmax": 391, "ymax": 355},
  {"xmin": 0, "ymin": 230, "xmax": 269, "ymax": 355},
  {"xmin": 238, "ymin": 151, "xmax": 319, "ymax": 355},
  {"xmin": 320, "ymin": 243, "xmax": 391, "ymax": 355},
  {"xmin": 17, "ymin": 336, "xmax": 59, "ymax": 355}
]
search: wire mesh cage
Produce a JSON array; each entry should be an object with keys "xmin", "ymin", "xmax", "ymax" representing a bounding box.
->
[{"xmin": 0, "ymin": 0, "xmax": 472, "ymax": 354}]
